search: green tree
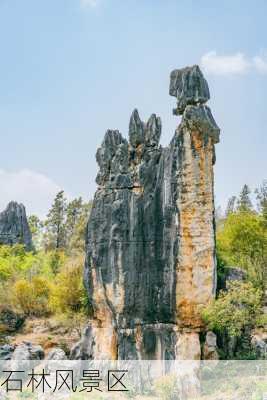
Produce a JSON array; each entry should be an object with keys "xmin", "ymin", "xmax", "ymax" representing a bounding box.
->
[
  {"xmin": 49, "ymin": 255, "xmax": 87, "ymax": 313},
  {"xmin": 13, "ymin": 276, "xmax": 51, "ymax": 316},
  {"xmin": 237, "ymin": 184, "xmax": 253, "ymax": 212},
  {"xmin": 45, "ymin": 191, "xmax": 67, "ymax": 250},
  {"xmin": 65, "ymin": 197, "xmax": 83, "ymax": 251},
  {"xmin": 68, "ymin": 201, "xmax": 92, "ymax": 252},
  {"xmin": 202, "ymin": 281, "xmax": 266, "ymax": 358},
  {"xmin": 256, "ymin": 180, "xmax": 267, "ymax": 225},
  {"xmin": 28, "ymin": 215, "xmax": 43, "ymax": 249},
  {"xmin": 217, "ymin": 210, "xmax": 266, "ymax": 289},
  {"xmin": 203, "ymin": 281, "xmax": 263, "ymax": 338},
  {"xmin": 225, "ymin": 196, "xmax": 236, "ymax": 216}
]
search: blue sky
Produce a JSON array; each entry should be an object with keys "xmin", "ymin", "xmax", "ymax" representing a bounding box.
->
[{"xmin": 0, "ymin": 0, "xmax": 266, "ymax": 217}]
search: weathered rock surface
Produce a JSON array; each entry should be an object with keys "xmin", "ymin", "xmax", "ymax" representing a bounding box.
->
[
  {"xmin": 0, "ymin": 308, "xmax": 25, "ymax": 334},
  {"xmin": 203, "ymin": 331, "xmax": 219, "ymax": 360},
  {"xmin": 0, "ymin": 202, "xmax": 32, "ymax": 250},
  {"xmin": 169, "ymin": 65, "xmax": 210, "ymax": 115},
  {"xmin": 225, "ymin": 267, "xmax": 246, "ymax": 288},
  {"xmin": 46, "ymin": 347, "xmax": 67, "ymax": 360},
  {"xmin": 251, "ymin": 330, "xmax": 267, "ymax": 359},
  {"xmin": 11, "ymin": 342, "xmax": 44, "ymax": 360},
  {"xmin": 0, "ymin": 344, "xmax": 15, "ymax": 360},
  {"xmin": 80, "ymin": 65, "xmax": 220, "ymax": 360}
]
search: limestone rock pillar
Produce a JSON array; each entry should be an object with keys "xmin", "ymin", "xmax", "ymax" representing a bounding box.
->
[
  {"xmin": 79, "ymin": 65, "xmax": 220, "ymax": 361},
  {"xmin": 170, "ymin": 65, "xmax": 220, "ymax": 359}
]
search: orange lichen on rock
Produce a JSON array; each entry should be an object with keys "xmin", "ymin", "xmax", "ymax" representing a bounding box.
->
[{"xmin": 176, "ymin": 128, "xmax": 216, "ymax": 330}]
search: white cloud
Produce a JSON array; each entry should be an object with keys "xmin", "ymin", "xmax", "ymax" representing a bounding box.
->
[
  {"xmin": 201, "ymin": 51, "xmax": 250, "ymax": 76},
  {"xmin": 253, "ymin": 55, "xmax": 267, "ymax": 74},
  {"xmin": 0, "ymin": 169, "xmax": 64, "ymax": 219},
  {"xmin": 80, "ymin": 0, "xmax": 99, "ymax": 8}
]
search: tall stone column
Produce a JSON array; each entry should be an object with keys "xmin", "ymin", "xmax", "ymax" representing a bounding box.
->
[
  {"xmin": 169, "ymin": 66, "xmax": 220, "ymax": 358},
  {"xmin": 76, "ymin": 65, "xmax": 220, "ymax": 361}
]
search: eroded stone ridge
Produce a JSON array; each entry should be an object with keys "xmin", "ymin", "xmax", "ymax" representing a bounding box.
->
[
  {"xmin": 80, "ymin": 65, "xmax": 220, "ymax": 360},
  {"xmin": 0, "ymin": 201, "xmax": 33, "ymax": 251}
]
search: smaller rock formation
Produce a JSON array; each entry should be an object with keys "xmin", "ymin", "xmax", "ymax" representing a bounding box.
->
[
  {"xmin": 203, "ymin": 331, "xmax": 219, "ymax": 360},
  {"xmin": 46, "ymin": 348, "xmax": 67, "ymax": 360},
  {"xmin": 251, "ymin": 330, "xmax": 267, "ymax": 359},
  {"xmin": 11, "ymin": 342, "xmax": 44, "ymax": 360},
  {"xmin": 0, "ymin": 202, "xmax": 32, "ymax": 251},
  {"xmin": 225, "ymin": 267, "xmax": 246, "ymax": 288},
  {"xmin": 0, "ymin": 308, "xmax": 25, "ymax": 334},
  {"xmin": 0, "ymin": 344, "xmax": 14, "ymax": 360},
  {"xmin": 169, "ymin": 65, "xmax": 210, "ymax": 115}
]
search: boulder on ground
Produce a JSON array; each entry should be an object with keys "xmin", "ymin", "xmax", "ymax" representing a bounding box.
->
[
  {"xmin": 0, "ymin": 344, "xmax": 15, "ymax": 360},
  {"xmin": 0, "ymin": 308, "xmax": 25, "ymax": 333},
  {"xmin": 46, "ymin": 347, "xmax": 67, "ymax": 360},
  {"xmin": 11, "ymin": 342, "xmax": 44, "ymax": 360}
]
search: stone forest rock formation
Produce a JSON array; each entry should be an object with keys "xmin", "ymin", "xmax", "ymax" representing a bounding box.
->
[
  {"xmin": 78, "ymin": 65, "xmax": 220, "ymax": 360},
  {"xmin": 0, "ymin": 202, "xmax": 32, "ymax": 251}
]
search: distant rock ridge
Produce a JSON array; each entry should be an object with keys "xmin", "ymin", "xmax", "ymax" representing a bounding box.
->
[
  {"xmin": 75, "ymin": 64, "xmax": 220, "ymax": 360},
  {"xmin": 0, "ymin": 201, "xmax": 33, "ymax": 251}
]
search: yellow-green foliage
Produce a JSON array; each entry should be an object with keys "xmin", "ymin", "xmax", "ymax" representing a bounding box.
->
[
  {"xmin": 49, "ymin": 255, "xmax": 86, "ymax": 314},
  {"xmin": 13, "ymin": 276, "xmax": 51, "ymax": 316},
  {"xmin": 217, "ymin": 210, "xmax": 267, "ymax": 288},
  {"xmin": 0, "ymin": 244, "xmax": 86, "ymax": 320},
  {"xmin": 0, "ymin": 244, "xmax": 34, "ymax": 280},
  {"xmin": 0, "ymin": 245, "xmax": 66, "ymax": 281},
  {"xmin": 202, "ymin": 281, "xmax": 265, "ymax": 338}
]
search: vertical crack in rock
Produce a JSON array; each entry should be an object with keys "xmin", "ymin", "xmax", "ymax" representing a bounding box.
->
[
  {"xmin": 78, "ymin": 65, "xmax": 220, "ymax": 360},
  {"xmin": 0, "ymin": 201, "xmax": 33, "ymax": 251}
]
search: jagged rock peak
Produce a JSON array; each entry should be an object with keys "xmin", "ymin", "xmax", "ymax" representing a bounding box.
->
[
  {"xmin": 145, "ymin": 113, "xmax": 162, "ymax": 147},
  {"xmin": 129, "ymin": 109, "xmax": 162, "ymax": 148},
  {"xmin": 95, "ymin": 110, "xmax": 162, "ymax": 187},
  {"xmin": 0, "ymin": 201, "xmax": 33, "ymax": 251},
  {"xmin": 169, "ymin": 65, "xmax": 210, "ymax": 115},
  {"xmin": 129, "ymin": 109, "xmax": 145, "ymax": 147}
]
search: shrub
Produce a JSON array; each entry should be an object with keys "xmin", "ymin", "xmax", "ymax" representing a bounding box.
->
[
  {"xmin": 49, "ymin": 255, "xmax": 87, "ymax": 314},
  {"xmin": 12, "ymin": 276, "xmax": 51, "ymax": 316},
  {"xmin": 217, "ymin": 211, "xmax": 267, "ymax": 289},
  {"xmin": 48, "ymin": 250, "xmax": 66, "ymax": 275},
  {"xmin": 202, "ymin": 281, "xmax": 265, "ymax": 338}
]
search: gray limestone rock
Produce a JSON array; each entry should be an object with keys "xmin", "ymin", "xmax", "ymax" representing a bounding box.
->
[
  {"xmin": 129, "ymin": 108, "xmax": 145, "ymax": 147},
  {"xmin": 70, "ymin": 326, "xmax": 94, "ymax": 360},
  {"xmin": 0, "ymin": 344, "xmax": 15, "ymax": 360},
  {"xmin": 80, "ymin": 65, "xmax": 219, "ymax": 360},
  {"xmin": 225, "ymin": 267, "xmax": 246, "ymax": 289},
  {"xmin": 169, "ymin": 65, "xmax": 210, "ymax": 115},
  {"xmin": 182, "ymin": 104, "xmax": 220, "ymax": 143},
  {"xmin": 0, "ymin": 202, "xmax": 33, "ymax": 251},
  {"xmin": 0, "ymin": 308, "xmax": 25, "ymax": 333},
  {"xmin": 251, "ymin": 332, "xmax": 267, "ymax": 359},
  {"xmin": 11, "ymin": 342, "xmax": 44, "ymax": 360},
  {"xmin": 203, "ymin": 331, "xmax": 218, "ymax": 360},
  {"xmin": 46, "ymin": 347, "xmax": 67, "ymax": 360}
]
